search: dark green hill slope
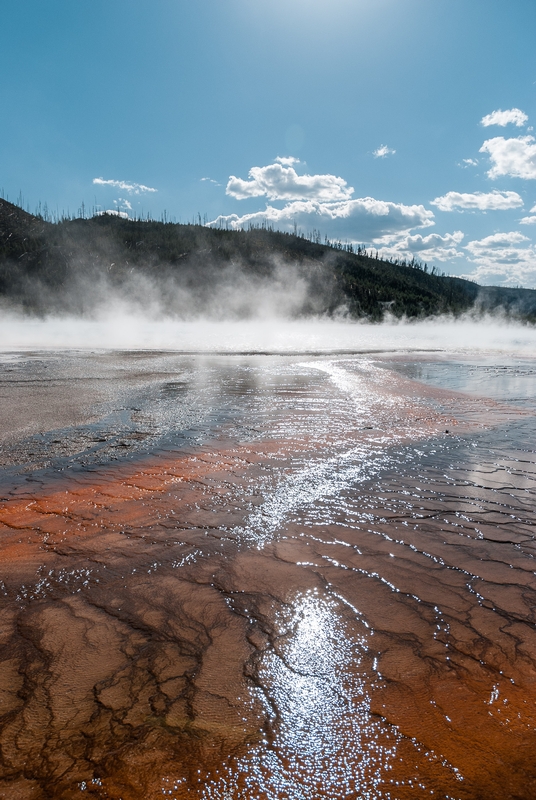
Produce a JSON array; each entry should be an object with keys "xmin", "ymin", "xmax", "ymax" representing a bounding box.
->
[{"xmin": 0, "ymin": 199, "xmax": 535, "ymax": 321}]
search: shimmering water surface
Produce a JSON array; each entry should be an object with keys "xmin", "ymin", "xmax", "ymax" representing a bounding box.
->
[{"xmin": 0, "ymin": 349, "xmax": 535, "ymax": 800}]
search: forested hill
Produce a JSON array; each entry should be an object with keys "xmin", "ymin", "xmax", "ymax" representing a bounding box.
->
[{"xmin": 1, "ymin": 198, "xmax": 535, "ymax": 321}]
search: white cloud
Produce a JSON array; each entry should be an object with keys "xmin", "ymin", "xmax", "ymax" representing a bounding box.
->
[
  {"xmin": 462, "ymin": 231, "xmax": 536, "ymax": 287},
  {"xmin": 461, "ymin": 158, "xmax": 479, "ymax": 167},
  {"xmin": 462, "ymin": 260, "xmax": 536, "ymax": 288},
  {"xmin": 466, "ymin": 231, "xmax": 529, "ymax": 251},
  {"xmin": 373, "ymin": 145, "xmax": 396, "ymax": 158},
  {"xmin": 275, "ymin": 156, "xmax": 300, "ymax": 166},
  {"xmin": 209, "ymin": 197, "xmax": 434, "ymax": 243},
  {"xmin": 96, "ymin": 209, "xmax": 130, "ymax": 219},
  {"xmin": 480, "ymin": 136, "xmax": 536, "ymax": 179},
  {"xmin": 219, "ymin": 158, "xmax": 435, "ymax": 242},
  {"xmin": 431, "ymin": 189, "xmax": 523, "ymax": 212},
  {"xmin": 520, "ymin": 206, "xmax": 536, "ymax": 225},
  {"xmin": 113, "ymin": 198, "xmax": 133, "ymax": 211},
  {"xmin": 93, "ymin": 177, "xmax": 158, "ymax": 194},
  {"xmin": 201, "ymin": 177, "xmax": 221, "ymax": 186},
  {"xmin": 481, "ymin": 108, "xmax": 528, "ymax": 128},
  {"xmin": 378, "ymin": 231, "xmax": 465, "ymax": 263},
  {"xmin": 225, "ymin": 161, "xmax": 353, "ymax": 202}
]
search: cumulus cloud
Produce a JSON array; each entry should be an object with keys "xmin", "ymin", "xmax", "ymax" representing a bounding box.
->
[
  {"xmin": 467, "ymin": 231, "xmax": 529, "ymax": 250},
  {"xmin": 93, "ymin": 177, "xmax": 158, "ymax": 194},
  {"xmin": 461, "ymin": 158, "xmax": 479, "ymax": 167},
  {"xmin": 480, "ymin": 136, "xmax": 536, "ymax": 179},
  {"xmin": 463, "ymin": 260, "xmax": 536, "ymax": 288},
  {"xmin": 481, "ymin": 108, "xmax": 528, "ymax": 128},
  {"xmin": 431, "ymin": 189, "xmax": 524, "ymax": 212},
  {"xmin": 217, "ymin": 158, "xmax": 437, "ymax": 243},
  {"xmin": 225, "ymin": 160, "xmax": 353, "ymax": 202},
  {"xmin": 378, "ymin": 231, "xmax": 465, "ymax": 263},
  {"xmin": 521, "ymin": 202, "xmax": 536, "ymax": 222},
  {"xmin": 96, "ymin": 209, "xmax": 130, "ymax": 219},
  {"xmin": 373, "ymin": 145, "xmax": 396, "ymax": 158},
  {"xmin": 275, "ymin": 156, "xmax": 300, "ymax": 166},
  {"xmin": 209, "ymin": 197, "xmax": 434, "ymax": 243},
  {"xmin": 462, "ymin": 231, "xmax": 536, "ymax": 287}
]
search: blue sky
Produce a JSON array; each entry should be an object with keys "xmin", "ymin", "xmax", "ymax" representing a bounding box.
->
[{"xmin": 2, "ymin": 0, "xmax": 536, "ymax": 286}]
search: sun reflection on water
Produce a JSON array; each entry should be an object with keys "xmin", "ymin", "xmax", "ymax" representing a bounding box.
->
[{"xmin": 198, "ymin": 590, "xmax": 400, "ymax": 799}]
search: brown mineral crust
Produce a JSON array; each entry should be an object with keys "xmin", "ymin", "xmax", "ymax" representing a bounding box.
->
[
  {"xmin": 0, "ymin": 439, "xmax": 296, "ymax": 798},
  {"xmin": 0, "ymin": 359, "xmax": 535, "ymax": 798}
]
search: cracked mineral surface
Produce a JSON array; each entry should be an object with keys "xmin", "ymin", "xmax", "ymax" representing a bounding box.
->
[{"xmin": 0, "ymin": 350, "xmax": 535, "ymax": 799}]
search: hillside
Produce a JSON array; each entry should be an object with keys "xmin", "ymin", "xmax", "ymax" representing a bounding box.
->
[{"xmin": 1, "ymin": 198, "xmax": 535, "ymax": 321}]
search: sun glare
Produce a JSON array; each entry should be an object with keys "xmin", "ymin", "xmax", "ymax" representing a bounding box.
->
[{"xmin": 238, "ymin": 0, "xmax": 394, "ymax": 47}]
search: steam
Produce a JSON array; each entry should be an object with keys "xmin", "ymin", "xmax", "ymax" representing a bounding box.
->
[
  {"xmin": 1, "ymin": 314, "xmax": 535, "ymax": 355},
  {"xmin": 1, "ymin": 233, "xmax": 342, "ymax": 320},
  {"xmin": 1, "ymin": 212, "xmax": 535, "ymax": 356}
]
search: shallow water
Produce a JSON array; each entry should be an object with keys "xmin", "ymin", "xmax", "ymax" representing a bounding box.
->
[{"xmin": 0, "ymin": 349, "xmax": 535, "ymax": 799}]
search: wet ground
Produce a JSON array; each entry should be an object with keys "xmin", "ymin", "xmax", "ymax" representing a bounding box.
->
[{"xmin": 0, "ymin": 350, "xmax": 535, "ymax": 799}]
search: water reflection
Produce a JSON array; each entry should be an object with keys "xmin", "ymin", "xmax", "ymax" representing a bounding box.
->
[
  {"xmin": 389, "ymin": 356, "xmax": 536, "ymax": 410},
  {"xmin": 198, "ymin": 590, "xmax": 400, "ymax": 800},
  {"xmin": 241, "ymin": 358, "xmax": 452, "ymax": 549}
]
